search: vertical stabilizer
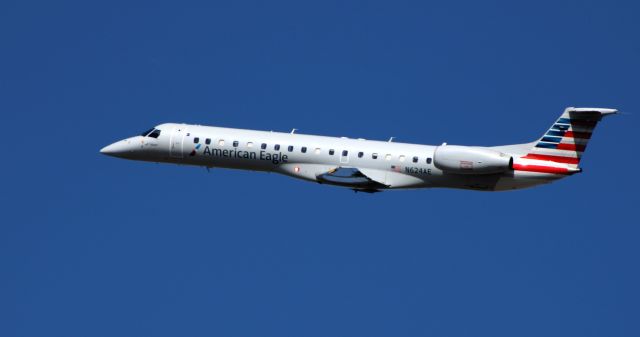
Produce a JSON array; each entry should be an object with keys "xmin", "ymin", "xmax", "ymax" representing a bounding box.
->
[{"xmin": 523, "ymin": 107, "xmax": 617, "ymax": 168}]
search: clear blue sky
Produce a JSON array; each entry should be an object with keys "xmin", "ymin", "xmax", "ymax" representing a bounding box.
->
[{"xmin": 1, "ymin": 1, "xmax": 639, "ymax": 336}]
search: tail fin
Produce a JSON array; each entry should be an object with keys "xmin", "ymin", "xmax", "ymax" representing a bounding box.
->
[{"xmin": 522, "ymin": 107, "xmax": 617, "ymax": 168}]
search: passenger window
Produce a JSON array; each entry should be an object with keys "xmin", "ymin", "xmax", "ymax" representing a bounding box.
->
[
  {"xmin": 399, "ymin": 155, "xmax": 406, "ymax": 162},
  {"xmin": 247, "ymin": 142, "xmax": 254, "ymax": 148},
  {"xmin": 194, "ymin": 137, "xmax": 200, "ymax": 144},
  {"xmin": 342, "ymin": 150, "xmax": 348, "ymax": 156},
  {"xmin": 288, "ymin": 145, "xmax": 294, "ymax": 152},
  {"xmin": 413, "ymin": 156, "xmax": 418, "ymax": 163},
  {"xmin": 148, "ymin": 129, "xmax": 161, "ymax": 138},
  {"xmin": 427, "ymin": 157, "xmax": 432, "ymax": 164},
  {"xmin": 315, "ymin": 148, "xmax": 321, "ymax": 154},
  {"xmin": 205, "ymin": 138, "xmax": 211, "ymax": 145},
  {"xmin": 275, "ymin": 144, "xmax": 280, "ymax": 151},
  {"xmin": 233, "ymin": 141, "xmax": 239, "ymax": 147},
  {"xmin": 329, "ymin": 149, "xmax": 335, "ymax": 155},
  {"xmin": 385, "ymin": 154, "xmax": 391, "ymax": 161},
  {"xmin": 301, "ymin": 147, "xmax": 307, "ymax": 153},
  {"xmin": 358, "ymin": 152, "xmax": 363, "ymax": 158},
  {"xmin": 261, "ymin": 143, "xmax": 267, "ymax": 149},
  {"xmin": 372, "ymin": 153, "xmax": 378, "ymax": 159},
  {"xmin": 218, "ymin": 139, "xmax": 225, "ymax": 146}
]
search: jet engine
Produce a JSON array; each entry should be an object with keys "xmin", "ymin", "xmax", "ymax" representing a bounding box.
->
[{"xmin": 433, "ymin": 145, "xmax": 512, "ymax": 174}]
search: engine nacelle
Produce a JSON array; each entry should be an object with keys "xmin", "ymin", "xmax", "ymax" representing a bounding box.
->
[{"xmin": 433, "ymin": 145, "xmax": 512, "ymax": 175}]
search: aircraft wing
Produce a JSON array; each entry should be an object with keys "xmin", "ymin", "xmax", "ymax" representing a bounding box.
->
[{"xmin": 316, "ymin": 167, "xmax": 389, "ymax": 192}]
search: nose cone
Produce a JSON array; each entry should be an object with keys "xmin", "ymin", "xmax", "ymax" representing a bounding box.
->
[{"xmin": 100, "ymin": 139, "xmax": 134, "ymax": 158}]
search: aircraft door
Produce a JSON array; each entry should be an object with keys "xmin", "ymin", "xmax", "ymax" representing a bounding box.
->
[
  {"xmin": 170, "ymin": 126, "xmax": 185, "ymax": 158},
  {"xmin": 340, "ymin": 150, "xmax": 349, "ymax": 164}
]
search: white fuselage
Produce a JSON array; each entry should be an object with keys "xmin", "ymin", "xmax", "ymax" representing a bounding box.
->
[{"xmin": 101, "ymin": 123, "xmax": 564, "ymax": 192}]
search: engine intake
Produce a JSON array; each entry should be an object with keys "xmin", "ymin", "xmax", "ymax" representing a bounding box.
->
[{"xmin": 433, "ymin": 145, "xmax": 512, "ymax": 174}]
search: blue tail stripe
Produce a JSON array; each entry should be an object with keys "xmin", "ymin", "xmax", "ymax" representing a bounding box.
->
[
  {"xmin": 541, "ymin": 136, "xmax": 562, "ymax": 143},
  {"xmin": 557, "ymin": 118, "xmax": 571, "ymax": 124},
  {"xmin": 535, "ymin": 142, "xmax": 558, "ymax": 149},
  {"xmin": 546, "ymin": 130, "xmax": 566, "ymax": 137}
]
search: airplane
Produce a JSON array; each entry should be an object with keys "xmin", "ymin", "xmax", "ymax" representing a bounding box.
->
[{"xmin": 100, "ymin": 107, "xmax": 616, "ymax": 192}]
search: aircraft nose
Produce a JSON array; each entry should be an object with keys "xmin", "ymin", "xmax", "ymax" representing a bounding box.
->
[{"xmin": 100, "ymin": 140, "xmax": 132, "ymax": 157}]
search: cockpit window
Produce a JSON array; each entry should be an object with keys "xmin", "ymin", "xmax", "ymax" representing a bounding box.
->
[
  {"xmin": 148, "ymin": 129, "xmax": 161, "ymax": 138},
  {"xmin": 140, "ymin": 128, "xmax": 161, "ymax": 138},
  {"xmin": 140, "ymin": 128, "xmax": 155, "ymax": 137}
]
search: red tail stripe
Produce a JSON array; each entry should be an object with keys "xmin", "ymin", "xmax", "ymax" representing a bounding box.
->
[
  {"xmin": 564, "ymin": 131, "xmax": 592, "ymax": 139},
  {"xmin": 556, "ymin": 143, "xmax": 586, "ymax": 152},
  {"xmin": 522, "ymin": 154, "xmax": 580, "ymax": 164},
  {"xmin": 512, "ymin": 163, "xmax": 570, "ymax": 174}
]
